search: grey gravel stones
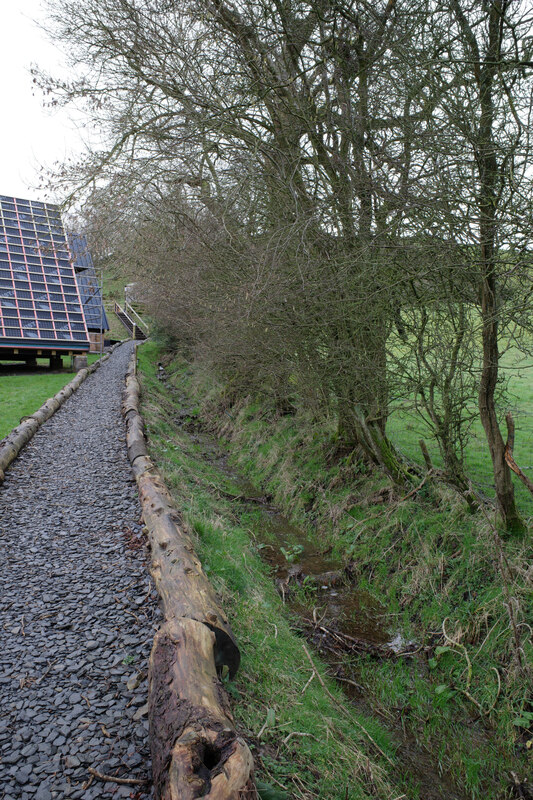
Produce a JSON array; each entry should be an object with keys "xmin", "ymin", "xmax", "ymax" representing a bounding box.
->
[{"xmin": 0, "ymin": 343, "xmax": 159, "ymax": 798}]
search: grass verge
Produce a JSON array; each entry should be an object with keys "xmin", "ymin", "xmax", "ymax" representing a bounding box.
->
[
  {"xmin": 0, "ymin": 354, "xmax": 101, "ymax": 439},
  {"xmin": 138, "ymin": 341, "xmax": 405, "ymax": 800}
]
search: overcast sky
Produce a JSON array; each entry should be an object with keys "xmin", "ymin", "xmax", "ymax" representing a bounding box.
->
[{"xmin": 0, "ymin": 1, "xmax": 89, "ymax": 203}]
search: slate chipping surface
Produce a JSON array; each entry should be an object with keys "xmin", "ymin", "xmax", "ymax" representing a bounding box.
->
[{"xmin": 0, "ymin": 342, "xmax": 159, "ymax": 799}]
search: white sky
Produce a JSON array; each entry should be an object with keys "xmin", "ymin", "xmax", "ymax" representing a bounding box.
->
[{"xmin": 0, "ymin": 1, "xmax": 89, "ymax": 203}]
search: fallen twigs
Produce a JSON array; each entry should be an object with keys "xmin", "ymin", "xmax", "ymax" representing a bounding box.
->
[
  {"xmin": 303, "ymin": 616, "xmax": 419, "ymax": 661},
  {"xmin": 34, "ymin": 660, "xmax": 57, "ymax": 685},
  {"xmin": 441, "ymin": 618, "xmax": 503, "ymax": 717},
  {"xmin": 88, "ymin": 767, "xmax": 149, "ymax": 786},
  {"xmin": 398, "ymin": 470, "xmax": 435, "ymax": 503}
]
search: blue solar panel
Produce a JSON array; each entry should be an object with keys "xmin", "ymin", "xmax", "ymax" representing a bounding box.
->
[
  {"xmin": 68, "ymin": 233, "xmax": 109, "ymax": 331},
  {"xmin": 0, "ymin": 196, "xmax": 90, "ymax": 351}
]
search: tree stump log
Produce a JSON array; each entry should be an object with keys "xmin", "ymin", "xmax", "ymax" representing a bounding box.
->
[
  {"xmin": 123, "ymin": 348, "xmax": 257, "ymax": 799},
  {"xmin": 150, "ymin": 619, "xmax": 256, "ymax": 799}
]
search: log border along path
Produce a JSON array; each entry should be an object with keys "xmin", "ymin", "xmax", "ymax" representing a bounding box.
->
[
  {"xmin": 123, "ymin": 347, "xmax": 257, "ymax": 800},
  {"xmin": 0, "ymin": 341, "xmax": 157, "ymax": 800},
  {"xmin": 0, "ymin": 344, "xmax": 122, "ymax": 485}
]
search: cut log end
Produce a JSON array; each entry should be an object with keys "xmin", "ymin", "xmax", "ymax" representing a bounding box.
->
[
  {"xmin": 168, "ymin": 729, "xmax": 257, "ymax": 800},
  {"xmin": 210, "ymin": 625, "xmax": 241, "ymax": 680},
  {"xmin": 149, "ymin": 619, "xmax": 255, "ymax": 800}
]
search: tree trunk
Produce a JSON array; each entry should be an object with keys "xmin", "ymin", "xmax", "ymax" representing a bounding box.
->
[
  {"xmin": 475, "ymin": 0, "xmax": 526, "ymax": 535},
  {"xmin": 337, "ymin": 395, "xmax": 412, "ymax": 486},
  {"xmin": 478, "ymin": 308, "xmax": 525, "ymax": 534}
]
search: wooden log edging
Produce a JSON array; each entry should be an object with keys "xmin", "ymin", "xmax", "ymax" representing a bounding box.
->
[
  {"xmin": 123, "ymin": 348, "xmax": 257, "ymax": 800},
  {"xmin": 0, "ymin": 343, "xmax": 123, "ymax": 485}
]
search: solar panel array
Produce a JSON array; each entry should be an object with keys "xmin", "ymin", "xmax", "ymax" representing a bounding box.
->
[
  {"xmin": 68, "ymin": 233, "xmax": 109, "ymax": 331},
  {"xmin": 0, "ymin": 195, "xmax": 89, "ymax": 351}
]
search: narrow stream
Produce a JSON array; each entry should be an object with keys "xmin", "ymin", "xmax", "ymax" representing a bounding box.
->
[{"xmin": 166, "ymin": 385, "xmax": 471, "ymax": 800}]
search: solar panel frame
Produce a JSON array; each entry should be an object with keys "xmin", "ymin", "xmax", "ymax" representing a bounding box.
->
[
  {"xmin": 68, "ymin": 233, "xmax": 110, "ymax": 331},
  {"xmin": 0, "ymin": 195, "xmax": 90, "ymax": 351}
]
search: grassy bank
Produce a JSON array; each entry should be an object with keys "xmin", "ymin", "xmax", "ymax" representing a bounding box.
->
[
  {"xmin": 138, "ymin": 340, "xmax": 533, "ymax": 800},
  {"xmin": 137, "ymin": 342, "xmax": 402, "ymax": 800}
]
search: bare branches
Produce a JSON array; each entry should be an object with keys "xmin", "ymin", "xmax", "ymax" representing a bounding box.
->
[{"xmin": 41, "ymin": 0, "xmax": 533, "ymax": 520}]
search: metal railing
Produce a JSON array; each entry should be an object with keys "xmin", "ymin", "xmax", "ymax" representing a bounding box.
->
[
  {"xmin": 114, "ymin": 301, "xmax": 149, "ymax": 339},
  {"xmin": 124, "ymin": 301, "xmax": 149, "ymax": 336}
]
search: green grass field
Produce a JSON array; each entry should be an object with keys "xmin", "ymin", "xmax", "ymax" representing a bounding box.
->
[
  {"xmin": 0, "ymin": 355, "xmax": 101, "ymax": 440},
  {"xmin": 387, "ymin": 348, "xmax": 533, "ymax": 518}
]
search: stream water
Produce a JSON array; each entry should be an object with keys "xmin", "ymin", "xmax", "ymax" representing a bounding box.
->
[{"xmin": 167, "ymin": 386, "xmax": 472, "ymax": 800}]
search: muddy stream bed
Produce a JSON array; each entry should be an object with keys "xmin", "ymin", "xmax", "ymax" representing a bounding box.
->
[{"xmin": 164, "ymin": 384, "xmax": 477, "ymax": 800}]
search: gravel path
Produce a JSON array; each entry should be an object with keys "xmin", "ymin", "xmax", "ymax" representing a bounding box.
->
[{"xmin": 0, "ymin": 343, "xmax": 158, "ymax": 800}]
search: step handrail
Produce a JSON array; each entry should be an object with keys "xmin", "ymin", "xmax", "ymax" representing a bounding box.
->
[
  {"xmin": 124, "ymin": 301, "xmax": 149, "ymax": 335},
  {"xmin": 114, "ymin": 301, "xmax": 134, "ymax": 334},
  {"xmin": 114, "ymin": 301, "xmax": 148, "ymax": 340},
  {"xmin": 114, "ymin": 300, "xmax": 127, "ymax": 317}
]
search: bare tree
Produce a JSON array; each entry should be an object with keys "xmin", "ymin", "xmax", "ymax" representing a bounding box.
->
[
  {"xmin": 43, "ymin": 0, "xmax": 533, "ymax": 523},
  {"xmin": 415, "ymin": 0, "xmax": 533, "ymax": 533}
]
